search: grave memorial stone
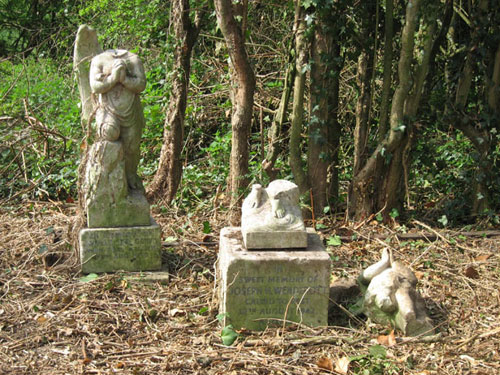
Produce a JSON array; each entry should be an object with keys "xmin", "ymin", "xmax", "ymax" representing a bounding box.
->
[
  {"xmin": 218, "ymin": 180, "xmax": 331, "ymax": 330},
  {"xmin": 75, "ymin": 25, "xmax": 161, "ymax": 274},
  {"xmin": 358, "ymin": 249, "xmax": 434, "ymax": 336}
]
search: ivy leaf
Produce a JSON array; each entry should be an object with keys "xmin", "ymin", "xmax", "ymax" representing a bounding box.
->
[
  {"xmin": 327, "ymin": 235, "xmax": 342, "ymax": 247},
  {"xmin": 438, "ymin": 215, "xmax": 448, "ymax": 227},
  {"xmin": 369, "ymin": 344, "xmax": 387, "ymax": 358},
  {"xmin": 221, "ymin": 325, "xmax": 238, "ymax": 346},
  {"xmin": 389, "ymin": 208, "xmax": 399, "ymax": 219}
]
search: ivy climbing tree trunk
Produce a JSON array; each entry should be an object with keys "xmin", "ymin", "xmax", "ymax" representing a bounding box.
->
[
  {"xmin": 327, "ymin": 40, "xmax": 342, "ymax": 209},
  {"xmin": 289, "ymin": 4, "xmax": 309, "ymax": 194},
  {"xmin": 350, "ymin": 0, "xmax": 422, "ymax": 220},
  {"xmin": 378, "ymin": 0, "xmax": 393, "ymax": 141},
  {"xmin": 147, "ymin": 0, "xmax": 201, "ymax": 203},
  {"xmin": 308, "ymin": 16, "xmax": 333, "ymax": 216},
  {"xmin": 214, "ymin": 0, "xmax": 256, "ymax": 213},
  {"xmin": 352, "ymin": 19, "xmax": 375, "ymax": 177},
  {"xmin": 288, "ymin": 1, "xmax": 343, "ymax": 216}
]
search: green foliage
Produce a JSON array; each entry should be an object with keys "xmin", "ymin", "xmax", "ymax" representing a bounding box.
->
[
  {"xmin": 327, "ymin": 235, "xmax": 342, "ymax": 247},
  {"xmin": 349, "ymin": 345, "xmax": 400, "ymax": 374},
  {"xmin": 0, "ymin": 0, "xmax": 79, "ymax": 57},
  {"xmin": 220, "ymin": 324, "xmax": 238, "ymax": 346},
  {"xmin": 173, "ymin": 128, "xmax": 232, "ymax": 210},
  {"xmin": 0, "ymin": 58, "xmax": 80, "ymax": 200},
  {"xmin": 78, "ymin": 0, "xmax": 169, "ymax": 55}
]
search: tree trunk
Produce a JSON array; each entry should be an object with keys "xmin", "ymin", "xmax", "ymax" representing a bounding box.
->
[
  {"xmin": 350, "ymin": 0, "xmax": 421, "ymax": 220},
  {"xmin": 353, "ymin": 50, "xmax": 373, "ymax": 175},
  {"xmin": 263, "ymin": 38, "xmax": 296, "ymax": 181},
  {"xmin": 147, "ymin": 0, "xmax": 200, "ymax": 203},
  {"xmin": 214, "ymin": 0, "xmax": 256, "ymax": 212},
  {"xmin": 378, "ymin": 0, "xmax": 394, "ymax": 141},
  {"xmin": 289, "ymin": 5, "xmax": 309, "ymax": 194},
  {"xmin": 327, "ymin": 41, "xmax": 342, "ymax": 209},
  {"xmin": 308, "ymin": 20, "xmax": 331, "ymax": 215}
]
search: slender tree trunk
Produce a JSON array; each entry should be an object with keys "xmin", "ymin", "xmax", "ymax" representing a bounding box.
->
[
  {"xmin": 214, "ymin": 0, "xmax": 256, "ymax": 212},
  {"xmin": 378, "ymin": 0, "xmax": 394, "ymax": 140},
  {"xmin": 327, "ymin": 41, "xmax": 342, "ymax": 209},
  {"xmin": 352, "ymin": 0, "xmax": 376, "ymax": 177},
  {"xmin": 353, "ymin": 51, "xmax": 373, "ymax": 175},
  {"xmin": 289, "ymin": 5, "xmax": 309, "ymax": 194},
  {"xmin": 263, "ymin": 39, "xmax": 296, "ymax": 181},
  {"xmin": 147, "ymin": 0, "xmax": 200, "ymax": 203},
  {"xmin": 308, "ymin": 19, "xmax": 332, "ymax": 215}
]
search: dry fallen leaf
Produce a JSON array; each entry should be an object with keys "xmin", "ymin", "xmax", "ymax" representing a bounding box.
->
[
  {"xmin": 377, "ymin": 330, "xmax": 396, "ymax": 347},
  {"xmin": 414, "ymin": 271, "xmax": 425, "ymax": 280},
  {"xmin": 475, "ymin": 254, "xmax": 491, "ymax": 262},
  {"xmin": 317, "ymin": 357, "xmax": 334, "ymax": 372},
  {"xmin": 464, "ymin": 266, "xmax": 479, "ymax": 279},
  {"xmin": 335, "ymin": 356, "xmax": 351, "ymax": 375},
  {"xmin": 168, "ymin": 308, "xmax": 183, "ymax": 317}
]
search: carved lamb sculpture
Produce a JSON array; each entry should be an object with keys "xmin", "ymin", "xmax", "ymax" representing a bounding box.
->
[{"xmin": 359, "ymin": 249, "xmax": 434, "ymax": 336}]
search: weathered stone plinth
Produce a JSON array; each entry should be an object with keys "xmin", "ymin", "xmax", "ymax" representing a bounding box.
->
[
  {"xmin": 80, "ymin": 220, "xmax": 161, "ymax": 274},
  {"xmin": 218, "ymin": 227, "xmax": 331, "ymax": 330}
]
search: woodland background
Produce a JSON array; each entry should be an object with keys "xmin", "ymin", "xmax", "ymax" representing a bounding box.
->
[{"xmin": 0, "ymin": 1, "xmax": 499, "ymax": 374}]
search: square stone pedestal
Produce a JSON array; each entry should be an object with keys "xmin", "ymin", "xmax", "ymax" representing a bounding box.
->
[
  {"xmin": 80, "ymin": 219, "xmax": 162, "ymax": 274},
  {"xmin": 218, "ymin": 227, "xmax": 331, "ymax": 330}
]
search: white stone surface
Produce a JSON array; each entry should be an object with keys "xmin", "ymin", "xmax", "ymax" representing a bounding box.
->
[
  {"xmin": 218, "ymin": 227, "xmax": 331, "ymax": 330},
  {"xmin": 241, "ymin": 180, "xmax": 307, "ymax": 249},
  {"xmin": 359, "ymin": 249, "xmax": 434, "ymax": 336}
]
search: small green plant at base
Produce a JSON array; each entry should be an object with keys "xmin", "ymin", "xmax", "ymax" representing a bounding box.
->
[
  {"xmin": 389, "ymin": 208, "xmax": 399, "ymax": 219},
  {"xmin": 216, "ymin": 313, "xmax": 239, "ymax": 346},
  {"xmin": 349, "ymin": 345, "xmax": 400, "ymax": 374},
  {"xmin": 327, "ymin": 235, "xmax": 342, "ymax": 247},
  {"xmin": 220, "ymin": 324, "xmax": 238, "ymax": 346}
]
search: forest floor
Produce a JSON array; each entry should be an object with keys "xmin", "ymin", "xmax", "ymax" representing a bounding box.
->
[{"xmin": 0, "ymin": 201, "xmax": 499, "ymax": 375}]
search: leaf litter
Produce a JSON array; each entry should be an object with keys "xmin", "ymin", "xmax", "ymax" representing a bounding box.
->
[{"xmin": 0, "ymin": 201, "xmax": 499, "ymax": 374}]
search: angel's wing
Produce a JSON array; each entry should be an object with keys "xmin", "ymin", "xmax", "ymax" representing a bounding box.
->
[{"xmin": 73, "ymin": 25, "xmax": 103, "ymax": 126}]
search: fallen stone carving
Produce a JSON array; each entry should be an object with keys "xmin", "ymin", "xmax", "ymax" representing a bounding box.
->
[{"xmin": 358, "ymin": 248, "xmax": 434, "ymax": 336}]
